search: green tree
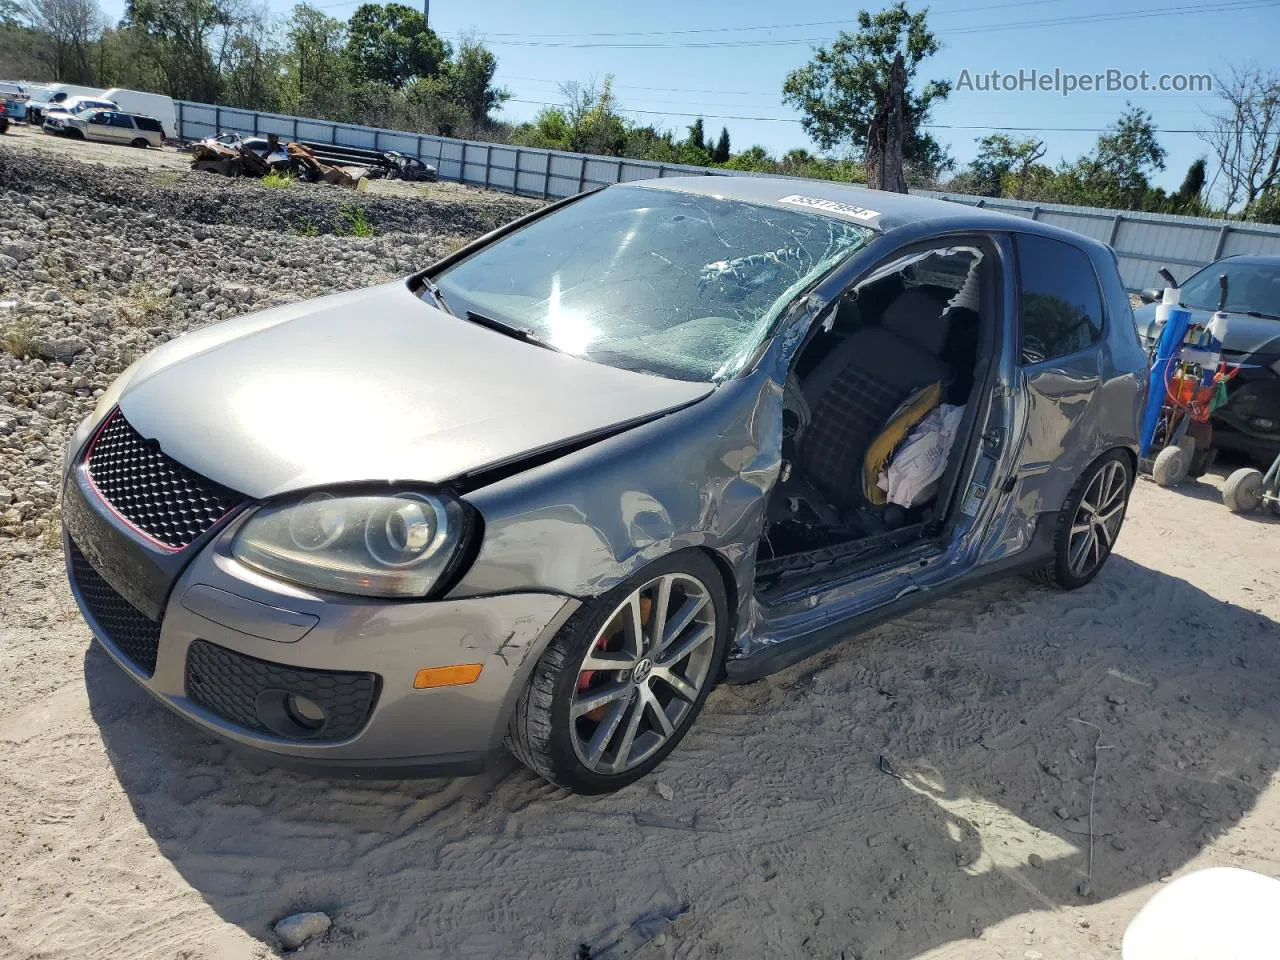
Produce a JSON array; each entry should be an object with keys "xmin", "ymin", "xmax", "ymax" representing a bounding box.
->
[
  {"xmin": 965, "ymin": 134, "xmax": 1045, "ymax": 198},
  {"xmin": 712, "ymin": 126, "xmax": 730, "ymax": 163},
  {"xmin": 345, "ymin": 2, "xmax": 448, "ymax": 88},
  {"xmin": 1170, "ymin": 157, "xmax": 1208, "ymax": 214},
  {"xmin": 1055, "ymin": 104, "xmax": 1167, "ymax": 208},
  {"xmin": 686, "ymin": 116, "xmax": 706, "ymax": 151},
  {"xmin": 723, "ymin": 144, "xmax": 776, "ymax": 172},
  {"xmin": 1092, "ymin": 103, "xmax": 1166, "ymax": 194},
  {"xmin": 1249, "ymin": 185, "xmax": 1280, "ymax": 224},
  {"xmin": 124, "ymin": 0, "xmax": 238, "ymax": 101},
  {"xmin": 439, "ymin": 36, "xmax": 508, "ymax": 127},
  {"xmin": 21, "ymin": 0, "xmax": 105, "ymax": 82},
  {"xmin": 221, "ymin": 10, "xmax": 282, "ymax": 110},
  {"xmin": 781, "ymin": 1, "xmax": 952, "ymax": 180},
  {"xmin": 283, "ymin": 4, "xmax": 350, "ymax": 114}
]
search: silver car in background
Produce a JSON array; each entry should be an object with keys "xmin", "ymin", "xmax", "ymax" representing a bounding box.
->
[{"xmin": 62, "ymin": 178, "xmax": 1146, "ymax": 794}]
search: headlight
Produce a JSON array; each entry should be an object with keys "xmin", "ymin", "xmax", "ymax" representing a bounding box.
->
[{"xmin": 232, "ymin": 491, "xmax": 472, "ymax": 598}]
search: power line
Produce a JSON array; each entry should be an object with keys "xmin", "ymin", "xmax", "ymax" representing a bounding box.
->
[
  {"xmin": 504, "ymin": 97, "xmax": 1208, "ymax": 133},
  {"xmin": 499, "ymin": 74, "xmax": 1218, "ymax": 102},
  {"xmin": 442, "ymin": 0, "xmax": 1278, "ymax": 47},
  {"xmin": 439, "ymin": 0, "xmax": 1077, "ymax": 38}
]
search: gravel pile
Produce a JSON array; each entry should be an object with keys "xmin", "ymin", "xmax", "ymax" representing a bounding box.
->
[{"xmin": 0, "ymin": 146, "xmax": 541, "ymax": 557}]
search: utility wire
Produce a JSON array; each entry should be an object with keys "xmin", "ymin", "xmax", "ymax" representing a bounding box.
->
[
  {"xmin": 504, "ymin": 97, "xmax": 1208, "ymax": 133},
  {"xmin": 429, "ymin": 0, "xmax": 1076, "ymax": 38},
  {"xmin": 499, "ymin": 75, "xmax": 1218, "ymax": 101},
  {"xmin": 431, "ymin": 0, "xmax": 1278, "ymax": 47}
]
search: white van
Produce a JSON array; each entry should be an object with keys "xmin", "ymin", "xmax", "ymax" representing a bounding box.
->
[
  {"xmin": 101, "ymin": 89, "xmax": 176, "ymax": 139},
  {"xmin": 27, "ymin": 84, "xmax": 107, "ymax": 124}
]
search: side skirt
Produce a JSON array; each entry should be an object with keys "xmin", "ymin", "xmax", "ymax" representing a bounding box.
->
[{"xmin": 725, "ymin": 517, "xmax": 1054, "ymax": 684}]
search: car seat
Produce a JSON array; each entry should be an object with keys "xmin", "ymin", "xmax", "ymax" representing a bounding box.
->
[{"xmin": 794, "ymin": 287, "xmax": 954, "ymax": 516}]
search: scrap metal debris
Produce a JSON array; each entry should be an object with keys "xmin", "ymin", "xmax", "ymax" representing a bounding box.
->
[{"xmin": 188, "ymin": 134, "xmax": 436, "ymax": 188}]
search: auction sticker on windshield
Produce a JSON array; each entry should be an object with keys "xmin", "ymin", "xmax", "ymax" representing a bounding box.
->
[{"xmin": 777, "ymin": 195, "xmax": 881, "ymax": 222}]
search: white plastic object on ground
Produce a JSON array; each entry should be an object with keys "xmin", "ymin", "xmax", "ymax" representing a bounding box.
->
[
  {"xmin": 877, "ymin": 403, "xmax": 965, "ymax": 508},
  {"xmin": 1122, "ymin": 867, "xmax": 1280, "ymax": 960}
]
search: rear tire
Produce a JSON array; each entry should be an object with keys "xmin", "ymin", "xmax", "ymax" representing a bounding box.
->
[
  {"xmin": 130, "ymin": 137, "xmax": 149, "ymax": 148},
  {"xmin": 1223, "ymin": 468, "xmax": 1264, "ymax": 513},
  {"xmin": 506, "ymin": 550, "xmax": 729, "ymax": 794},
  {"xmin": 1030, "ymin": 451, "xmax": 1132, "ymax": 590}
]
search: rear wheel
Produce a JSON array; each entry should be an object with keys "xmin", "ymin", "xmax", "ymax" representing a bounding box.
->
[
  {"xmin": 506, "ymin": 551, "xmax": 729, "ymax": 794},
  {"xmin": 1223, "ymin": 468, "xmax": 1264, "ymax": 513},
  {"xmin": 1032, "ymin": 452, "xmax": 1132, "ymax": 590},
  {"xmin": 130, "ymin": 137, "xmax": 149, "ymax": 148}
]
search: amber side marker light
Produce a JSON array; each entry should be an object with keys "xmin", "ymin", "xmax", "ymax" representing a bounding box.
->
[{"xmin": 413, "ymin": 664, "xmax": 484, "ymax": 689}]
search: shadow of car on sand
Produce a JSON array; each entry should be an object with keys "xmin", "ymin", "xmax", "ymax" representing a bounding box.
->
[{"xmin": 86, "ymin": 554, "xmax": 1280, "ymax": 958}]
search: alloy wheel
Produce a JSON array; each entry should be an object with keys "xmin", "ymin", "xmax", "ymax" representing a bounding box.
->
[
  {"xmin": 1067, "ymin": 459, "xmax": 1129, "ymax": 579},
  {"xmin": 569, "ymin": 572, "xmax": 717, "ymax": 775}
]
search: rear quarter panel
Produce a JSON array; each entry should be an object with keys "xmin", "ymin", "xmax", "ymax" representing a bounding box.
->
[{"xmin": 1008, "ymin": 239, "xmax": 1145, "ymax": 524}]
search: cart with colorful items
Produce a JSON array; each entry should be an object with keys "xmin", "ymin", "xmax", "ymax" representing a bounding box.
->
[{"xmin": 1139, "ymin": 285, "xmax": 1237, "ymax": 487}]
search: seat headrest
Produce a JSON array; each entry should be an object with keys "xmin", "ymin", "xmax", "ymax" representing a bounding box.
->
[{"xmin": 881, "ymin": 287, "xmax": 952, "ymax": 356}]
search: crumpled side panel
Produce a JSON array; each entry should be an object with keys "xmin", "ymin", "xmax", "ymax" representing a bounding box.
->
[{"xmin": 450, "ymin": 372, "xmax": 787, "ymax": 659}]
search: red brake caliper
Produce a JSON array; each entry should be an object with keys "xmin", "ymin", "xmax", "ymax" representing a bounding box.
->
[{"xmin": 578, "ymin": 598, "xmax": 651, "ymax": 720}]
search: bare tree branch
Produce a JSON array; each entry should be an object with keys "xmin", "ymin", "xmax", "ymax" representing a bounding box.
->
[{"xmin": 1200, "ymin": 64, "xmax": 1280, "ymax": 214}]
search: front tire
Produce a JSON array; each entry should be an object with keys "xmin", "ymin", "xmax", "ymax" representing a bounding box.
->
[
  {"xmin": 1152, "ymin": 445, "xmax": 1190, "ymax": 487},
  {"xmin": 1032, "ymin": 451, "xmax": 1132, "ymax": 590},
  {"xmin": 506, "ymin": 550, "xmax": 729, "ymax": 794}
]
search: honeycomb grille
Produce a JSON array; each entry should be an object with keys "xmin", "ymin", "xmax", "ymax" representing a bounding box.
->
[
  {"xmin": 69, "ymin": 539, "xmax": 161, "ymax": 676},
  {"xmin": 185, "ymin": 639, "xmax": 380, "ymax": 743},
  {"xmin": 86, "ymin": 411, "xmax": 245, "ymax": 549}
]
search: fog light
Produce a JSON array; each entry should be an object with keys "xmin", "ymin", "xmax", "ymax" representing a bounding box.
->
[
  {"xmin": 413, "ymin": 664, "xmax": 483, "ymax": 689},
  {"xmin": 1250, "ymin": 418, "xmax": 1277, "ymax": 431},
  {"xmin": 285, "ymin": 693, "xmax": 326, "ymax": 730}
]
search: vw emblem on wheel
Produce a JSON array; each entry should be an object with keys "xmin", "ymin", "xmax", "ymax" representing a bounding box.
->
[{"xmin": 632, "ymin": 658, "xmax": 653, "ymax": 684}]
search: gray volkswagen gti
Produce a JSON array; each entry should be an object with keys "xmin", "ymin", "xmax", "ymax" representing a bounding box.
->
[{"xmin": 62, "ymin": 177, "xmax": 1146, "ymax": 794}]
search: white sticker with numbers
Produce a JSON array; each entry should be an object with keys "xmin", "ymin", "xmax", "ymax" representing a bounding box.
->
[{"xmin": 777, "ymin": 194, "xmax": 880, "ymax": 221}]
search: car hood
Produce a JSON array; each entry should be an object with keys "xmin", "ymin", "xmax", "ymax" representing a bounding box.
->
[
  {"xmin": 117, "ymin": 282, "xmax": 713, "ymax": 499},
  {"xmin": 1133, "ymin": 302, "xmax": 1280, "ymax": 358}
]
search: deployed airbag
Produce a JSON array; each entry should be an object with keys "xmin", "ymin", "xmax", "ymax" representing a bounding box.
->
[{"xmin": 877, "ymin": 403, "xmax": 965, "ymax": 508}]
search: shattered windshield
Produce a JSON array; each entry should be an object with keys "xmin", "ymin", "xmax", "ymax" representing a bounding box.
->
[{"xmin": 432, "ymin": 185, "xmax": 874, "ymax": 381}]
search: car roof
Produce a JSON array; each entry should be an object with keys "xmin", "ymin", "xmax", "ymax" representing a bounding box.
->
[{"xmin": 631, "ymin": 175, "xmax": 1103, "ymax": 247}]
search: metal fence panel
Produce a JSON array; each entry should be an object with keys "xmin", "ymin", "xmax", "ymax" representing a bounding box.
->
[{"xmin": 175, "ymin": 100, "xmax": 1280, "ymax": 290}]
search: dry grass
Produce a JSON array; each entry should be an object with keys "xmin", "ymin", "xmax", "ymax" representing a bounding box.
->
[
  {"xmin": 2, "ymin": 320, "xmax": 39, "ymax": 359},
  {"xmin": 115, "ymin": 285, "xmax": 171, "ymax": 326},
  {"xmin": 441, "ymin": 236, "xmax": 469, "ymax": 255}
]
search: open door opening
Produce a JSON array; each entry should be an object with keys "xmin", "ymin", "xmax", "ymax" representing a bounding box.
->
[{"xmin": 756, "ymin": 240, "xmax": 999, "ymax": 590}]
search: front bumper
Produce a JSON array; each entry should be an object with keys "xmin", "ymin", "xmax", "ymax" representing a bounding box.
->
[
  {"xmin": 1212, "ymin": 366, "xmax": 1280, "ymax": 463},
  {"xmin": 64, "ymin": 469, "xmax": 579, "ymax": 777}
]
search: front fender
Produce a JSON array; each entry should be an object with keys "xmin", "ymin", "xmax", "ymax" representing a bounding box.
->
[{"xmin": 448, "ymin": 373, "xmax": 783, "ymax": 647}]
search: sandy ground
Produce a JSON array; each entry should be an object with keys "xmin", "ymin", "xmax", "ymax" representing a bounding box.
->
[
  {"xmin": 0, "ymin": 121, "xmax": 496, "ymax": 202},
  {"xmin": 2, "ymin": 465, "xmax": 1279, "ymax": 959}
]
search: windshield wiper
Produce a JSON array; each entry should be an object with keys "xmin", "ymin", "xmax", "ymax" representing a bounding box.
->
[
  {"xmin": 419, "ymin": 276, "xmax": 455, "ymax": 317},
  {"xmin": 1245, "ymin": 310, "xmax": 1280, "ymax": 321},
  {"xmin": 465, "ymin": 311, "xmax": 563, "ymax": 353}
]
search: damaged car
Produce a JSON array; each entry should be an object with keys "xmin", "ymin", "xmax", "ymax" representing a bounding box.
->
[{"xmin": 61, "ymin": 178, "xmax": 1146, "ymax": 794}]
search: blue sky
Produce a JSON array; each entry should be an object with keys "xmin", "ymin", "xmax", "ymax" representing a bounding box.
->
[{"xmin": 101, "ymin": 0, "xmax": 1280, "ymax": 192}]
